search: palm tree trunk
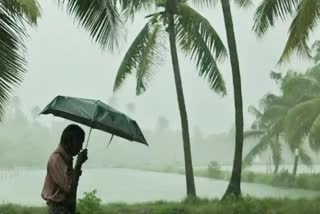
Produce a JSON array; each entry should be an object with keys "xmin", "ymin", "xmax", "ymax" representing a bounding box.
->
[
  {"xmin": 273, "ymin": 164, "xmax": 279, "ymax": 174},
  {"xmin": 221, "ymin": 0, "xmax": 244, "ymax": 199},
  {"xmin": 167, "ymin": 0, "xmax": 196, "ymax": 197},
  {"xmin": 293, "ymin": 151, "xmax": 299, "ymax": 176}
]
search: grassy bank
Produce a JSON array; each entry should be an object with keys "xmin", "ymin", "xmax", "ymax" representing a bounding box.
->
[
  {"xmin": 133, "ymin": 163, "xmax": 320, "ymax": 191},
  {"xmin": 1, "ymin": 197, "xmax": 320, "ymax": 214}
]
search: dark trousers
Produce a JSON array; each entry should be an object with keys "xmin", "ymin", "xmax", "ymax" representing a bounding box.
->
[{"xmin": 48, "ymin": 205, "xmax": 71, "ymax": 214}]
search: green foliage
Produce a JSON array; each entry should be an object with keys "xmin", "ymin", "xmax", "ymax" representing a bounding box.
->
[
  {"xmin": 272, "ymin": 169, "xmax": 295, "ymax": 186},
  {"xmin": 59, "ymin": 0, "xmax": 122, "ymax": 51},
  {"xmin": 0, "ymin": 0, "xmax": 40, "ymax": 121},
  {"xmin": 113, "ymin": 0, "xmax": 227, "ymax": 95},
  {"xmin": 4, "ymin": 197, "xmax": 320, "ymax": 213},
  {"xmin": 78, "ymin": 190, "xmax": 103, "ymax": 214},
  {"xmin": 253, "ymin": 0, "xmax": 320, "ymax": 63},
  {"xmin": 207, "ymin": 161, "xmax": 223, "ymax": 179}
]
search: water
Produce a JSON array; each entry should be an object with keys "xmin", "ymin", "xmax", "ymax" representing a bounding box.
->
[{"xmin": 0, "ymin": 168, "xmax": 319, "ymax": 206}]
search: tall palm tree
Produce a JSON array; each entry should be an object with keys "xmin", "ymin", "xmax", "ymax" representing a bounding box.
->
[
  {"xmin": 253, "ymin": 0, "xmax": 320, "ymax": 63},
  {"xmin": 0, "ymin": 0, "xmax": 122, "ymax": 120},
  {"xmin": 113, "ymin": 0, "xmax": 227, "ymax": 197},
  {"xmin": 192, "ymin": 0, "xmax": 252, "ymax": 198},
  {"xmin": 0, "ymin": 0, "xmax": 40, "ymax": 120},
  {"xmin": 220, "ymin": 0, "xmax": 250, "ymax": 198}
]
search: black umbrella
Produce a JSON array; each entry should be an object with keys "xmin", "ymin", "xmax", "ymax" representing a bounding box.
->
[{"xmin": 40, "ymin": 95, "xmax": 148, "ymax": 148}]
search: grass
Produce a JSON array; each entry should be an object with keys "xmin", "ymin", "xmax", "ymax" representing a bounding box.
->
[{"xmin": 1, "ymin": 197, "xmax": 320, "ymax": 214}]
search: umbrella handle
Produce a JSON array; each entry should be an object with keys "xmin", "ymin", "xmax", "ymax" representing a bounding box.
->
[
  {"xmin": 85, "ymin": 127, "xmax": 93, "ymax": 149},
  {"xmin": 107, "ymin": 135, "xmax": 114, "ymax": 148}
]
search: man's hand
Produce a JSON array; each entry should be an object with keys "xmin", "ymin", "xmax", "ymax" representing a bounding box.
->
[{"xmin": 76, "ymin": 149, "xmax": 88, "ymax": 166}]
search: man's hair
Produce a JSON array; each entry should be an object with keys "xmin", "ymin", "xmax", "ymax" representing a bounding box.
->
[{"xmin": 60, "ymin": 124, "xmax": 85, "ymax": 146}]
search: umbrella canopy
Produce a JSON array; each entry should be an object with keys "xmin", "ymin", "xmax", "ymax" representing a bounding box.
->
[{"xmin": 40, "ymin": 95, "xmax": 148, "ymax": 146}]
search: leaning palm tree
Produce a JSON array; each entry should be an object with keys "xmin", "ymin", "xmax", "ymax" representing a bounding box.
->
[
  {"xmin": 0, "ymin": 0, "xmax": 122, "ymax": 120},
  {"xmin": 253, "ymin": 0, "xmax": 320, "ymax": 63},
  {"xmin": 0, "ymin": 0, "xmax": 40, "ymax": 120},
  {"xmin": 113, "ymin": 0, "xmax": 227, "ymax": 197}
]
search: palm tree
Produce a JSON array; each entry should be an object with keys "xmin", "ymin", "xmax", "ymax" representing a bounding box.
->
[
  {"xmin": 243, "ymin": 105, "xmax": 282, "ymax": 174},
  {"xmin": 283, "ymin": 66, "xmax": 320, "ymax": 153},
  {"xmin": 191, "ymin": 0, "xmax": 252, "ymax": 198},
  {"xmin": 253, "ymin": 0, "xmax": 320, "ymax": 63},
  {"xmin": 0, "ymin": 0, "xmax": 122, "ymax": 120},
  {"xmin": 0, "ymin": 0, "xmax": 40, "ymax": 120},
  {"xmin": 113, "ymin": 0, "xmax": 227, "ymax": 197},
  {"xmin": 220, "ymin": 0, "xmax": 250, "ymax": 198},
  {"xmin": 244, "ymin": 96, "xmax": 313, "ymax": 175}
]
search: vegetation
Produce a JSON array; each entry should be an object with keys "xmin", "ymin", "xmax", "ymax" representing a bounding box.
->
[
  {"xmin": 254, "ymin": 0, "xmax": 320, "ymax": 63},
  {"xmin": 0, "ymin": 0, "xmax": 41, "ymax": 120},
  {"xmin": 242, "ymin": 41, "xmax": 320, "ymax": 178},
  {"xmin": 2, "ymin": 192, "xmax": 320, "ymax": 214}
]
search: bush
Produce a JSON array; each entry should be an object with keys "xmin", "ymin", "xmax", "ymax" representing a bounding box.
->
[
  {"xmin": 78, "ymin": 190, "xmax": 103, "ymax": 214},
  {"xmin": 207, "ymin": 161, "xmax": 223, "ymax": 179},
  {"xmin": 272, "ymin": 170, "xmax": 294, "ymax": 187},
  {"xmin": 243, "ymin": 171, "xmax": 255, "ymax": 183}
]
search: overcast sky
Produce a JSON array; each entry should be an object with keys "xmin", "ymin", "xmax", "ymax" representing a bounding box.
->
[{"xmin": 13, "ymin": 0, "xmax": 317, "ymax": 135}]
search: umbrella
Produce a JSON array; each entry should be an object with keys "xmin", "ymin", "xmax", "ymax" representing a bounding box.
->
[{"xmin": 40, "ymin": 95, "xmax": 148, "ymax": 148}]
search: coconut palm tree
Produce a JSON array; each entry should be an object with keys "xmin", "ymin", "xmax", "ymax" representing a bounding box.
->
[
  {"xmin": 113, "ymin": 0, "xmax": 227, "ymax": 197},
  {"xmin": 191, "ymin": 0, "xmax": 252, "ymax": 198}
]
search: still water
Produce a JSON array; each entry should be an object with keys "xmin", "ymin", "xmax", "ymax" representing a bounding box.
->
[{"xmin": 0, "ymin": 168, "xmax": 319, "ymax": 206}]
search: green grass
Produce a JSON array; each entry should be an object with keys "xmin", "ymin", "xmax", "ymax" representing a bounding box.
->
[{"xmin": 1, "ymin": 197, "xmax": 320, "ymax": 214}]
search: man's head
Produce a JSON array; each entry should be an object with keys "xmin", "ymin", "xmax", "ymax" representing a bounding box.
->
[{"xmin": 60, "ymin": 124, "xmax": 85, "ymax": 156}]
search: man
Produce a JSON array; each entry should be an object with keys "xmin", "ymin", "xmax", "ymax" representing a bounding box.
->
[{"xmin": 42, "ymin": 124, "xmax": 88, "ymax": 214}]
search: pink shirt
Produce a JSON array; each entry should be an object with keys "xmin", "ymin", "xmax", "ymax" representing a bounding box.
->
[{"xmin": 41, "ymin": 145, "xmax": 74, "ymax": 203}]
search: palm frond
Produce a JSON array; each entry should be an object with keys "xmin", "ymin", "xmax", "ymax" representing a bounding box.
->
[
  {"xmin": 259, "ymin": 93, "xmax": 286, "ymax": 111},
  {"xmin": 285, "ymin": 98, "xmax": 320, "ymax": 147},
  {"xmin": 253, "ymin": 0, "xmax": 300, "ymax": 37},
  {"xmin": 177, "ymin": 4, "xmax": 227, "ymax": 60},
  {"xmin": 248, "ymin": 105, "xmax": 262, "ymax": 119},
  {"xmin": 0, "ymin": 3, "xmax": 32, "ymax": 120},
  {"xmin": 2, "ymin": 0, "xmax": 41, "ymax": 25},
  {"xmin": 244, "ymin": 130, "xmax": 265, "ymax": 140},
  {"xmin": 176, "ymin": 4, "xmax": 227, "ymax": 94},
  {"xmin": 279, "ymin": 0, "xmax": 320, "ymax": 63},
  {"xmin": 114, "ymin": 21, "xmax": 162, "ymax": 93},
  {"xmin": 136, "ymin": 24, "xmax": 163, "ymax": 95},
  {"xmin": 299, "ymin": 148, "xmax": 313, "ymax": 166},
  {"xmin": 309, "ymin": 114, "xmax": 320, "ymax": 151},
  {"xmin": 262, "ymin": 104, "xmax": 288, "ymax": 124},
  {"xmin": 234, "ymin": 0, "xmax": 253, "ymax": 8},
  {"xmin": 312, "ymin": 40, "xmax": 320, "ymax": 63},
  {"xmin": 59, "ymin": 0, "xmax": 122, "ymax": 51},
  {"xmin": 190, "ymin": 0, "xmax": 218, "ymax": 7},
  {"xmin": 119, "ymin": 0, "xmax": 155, "ymax": 19},
  {"xmin": 243, "ymin": 135, "xmax": 270, "ymax": 167},
  {"xmin": 281, "ymin": 73, "xmax": 320, "ymax": 98}
]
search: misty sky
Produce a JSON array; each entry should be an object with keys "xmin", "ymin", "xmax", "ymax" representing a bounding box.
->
[{"xmin": 13, "ymin": 0, "xmax": 318, "ymax": 135}]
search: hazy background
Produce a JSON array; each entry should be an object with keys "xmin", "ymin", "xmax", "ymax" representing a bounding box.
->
[{"xmin": 1, "ymin": 0, "xmax": 319, "ymax": 169}]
